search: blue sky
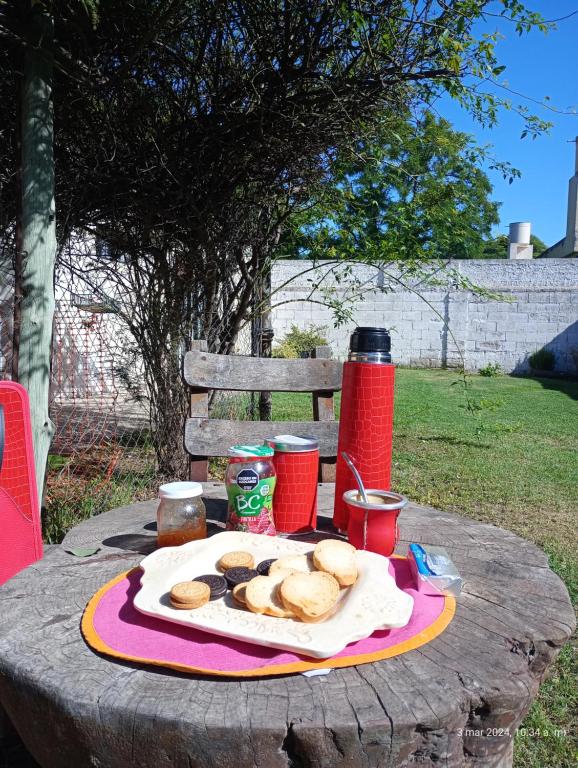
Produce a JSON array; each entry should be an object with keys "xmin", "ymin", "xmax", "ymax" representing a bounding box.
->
[{"xmin": 438, "ymin": 2, "xmax": 578, "ymax": 246}]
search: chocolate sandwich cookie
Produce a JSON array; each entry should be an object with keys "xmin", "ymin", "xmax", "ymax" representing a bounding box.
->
[
  {"xmin": 224, "ymin": 566, "xmax": 258, "ymax": 590},
  {"xmin": 193, "ymin": 574, "xmax": 228, "ymax": 600},
  {"xmin": 256, "ymin": 559, "xmax": 276, "ymax": 576}
]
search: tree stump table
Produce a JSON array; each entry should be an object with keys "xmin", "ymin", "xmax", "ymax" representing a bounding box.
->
[{"xmin": 0, "ymin": 484, "xmax": 574, "ymax": 768}]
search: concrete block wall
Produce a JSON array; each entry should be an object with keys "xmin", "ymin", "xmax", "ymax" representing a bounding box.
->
[{"xmin": 271, "ymin": 259, "xmax": 578, "ymax": 374}]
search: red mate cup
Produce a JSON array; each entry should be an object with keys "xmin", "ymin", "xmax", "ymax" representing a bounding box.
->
[
  {"xmin": 343, "ymin": 490, "xmax": 407, "ymax": 557},
  {"xmin": 266, "ymin": 435, "xmax": 319, "ymax": 534}
]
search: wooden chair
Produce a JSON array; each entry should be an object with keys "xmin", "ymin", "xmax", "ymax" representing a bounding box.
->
[{"xmin": 183, "ymin": 341, "xmax": 343, "ymax": 483}]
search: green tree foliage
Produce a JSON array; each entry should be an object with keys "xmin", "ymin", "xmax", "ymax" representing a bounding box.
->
[
  {"xmin": 0, "ymin": 1, "xmax": 552, "ymax": 476},
  {"xmin": 0, "ymin": 2, "xmax": 552, "ymax": 288},
  {"xmin": 481, "ymin": 234, "xmax": 509, "ymax": 259},
  {"xmin": 273, "ymin": 324, "xmax": 328, "ymax": 359},
  {"xmin": 280, "ymin": 113, "xmax": 501, "ymax": 262},
  {"xmin": 481, "ymin": 233, "xmax": 548, "ymax": 259},
  {"xmin": 530, "ymin": 234, "xmax": 548, "ymax": 256}
]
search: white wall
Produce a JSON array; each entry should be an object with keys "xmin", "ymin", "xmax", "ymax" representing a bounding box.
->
[
  {"xmin": 2, "ymin": 258, "xmax": 577, "ymax": 383},
  {"xmin": 271, "ymin": 259, "xmax": 578, "ymax": 374}
]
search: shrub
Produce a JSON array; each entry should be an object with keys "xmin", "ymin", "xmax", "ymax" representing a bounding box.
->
[
  {"xmin": 478, "ymin": 362, "xmax": 502, "ymax": 377},
  {"xmin": 273, "ymin": 324, "xmax": 328, "ymax": 358},
  {"xmin": 528, "ymin": 348, "xmax": 555, "ymax": 372}
]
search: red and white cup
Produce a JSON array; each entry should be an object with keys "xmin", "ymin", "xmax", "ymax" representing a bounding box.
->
[
  {"xmin": 343, "ymin": 489, "xmax": 407, "ymax": 557},
  {"xmin": 266, "ymin": 435, "xmax": 319, "ymax": 534}
]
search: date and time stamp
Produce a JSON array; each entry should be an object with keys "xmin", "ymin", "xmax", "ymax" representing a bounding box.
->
[{"xmin": 458, "ymin": 726, "xmax": 570, "ymax": 739}]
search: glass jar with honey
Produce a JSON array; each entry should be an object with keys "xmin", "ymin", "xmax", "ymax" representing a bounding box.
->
[{"xmin": 156, "ymin": 482, "xmax": 207, "ymax": 547}]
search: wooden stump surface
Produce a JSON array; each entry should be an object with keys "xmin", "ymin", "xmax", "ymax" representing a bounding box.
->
[{"xmin": 0, "ymin": 484, "xmax": 574, "ymax": 768}]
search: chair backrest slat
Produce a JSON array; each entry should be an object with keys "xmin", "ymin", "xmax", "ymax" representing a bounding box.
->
[
  {"xmin": 183, "ymin": 350, "xmax": 342, "ymax": 392},
  {"xmin": 185, "ymin": 419, "xmax": 338, "ymax": 458}
]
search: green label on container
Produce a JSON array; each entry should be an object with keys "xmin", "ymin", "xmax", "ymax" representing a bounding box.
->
[{"xmin": 228, "ymin": 471, "xmax": 276, "ymax": 517}]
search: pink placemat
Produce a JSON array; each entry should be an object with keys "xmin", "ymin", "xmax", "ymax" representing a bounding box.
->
[{"xmin": 82, "ymin": 557, "xmax": 455, "ymax": 677}]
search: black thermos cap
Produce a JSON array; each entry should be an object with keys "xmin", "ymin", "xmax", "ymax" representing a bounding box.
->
[{"xmin": 349, "ymin": 327, "xmax": 391, "ymax": 355}]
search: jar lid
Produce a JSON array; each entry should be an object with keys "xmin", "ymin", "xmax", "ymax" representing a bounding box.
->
[
  {"xmin": 228, "ymin": 445, "xmax": 274, "ymax": 458},
  {"xmin": 265, "ymin": 434, "xmax": 319, "ymax": 452},
  {"xmin": 159, "ymin": 481, "xmax": 203, "ymax": 499}
]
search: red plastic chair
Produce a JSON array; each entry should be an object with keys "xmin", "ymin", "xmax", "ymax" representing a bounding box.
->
[{"xmin": 0, "ymin": 381, "xmax": 43, "ymax": 584}]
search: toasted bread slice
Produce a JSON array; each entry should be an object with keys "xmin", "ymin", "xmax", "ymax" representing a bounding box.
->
[
  {"xmin": 312, "ymin": 539, "xmax": 358, "ymax": 587},
  {"xmin": 245, "ymin": 570, "xmax": 296, "ymax": 618},
  {"xmin": 232, "ymin": 582, "xmax": 249, "ymax": 606},
  {"xmin": 279, "ymin": 571, "xmax": 340, "ymax": 623},
  {"xmin": 269, "ymin": 552, "xmax": 315, "ymax": 576}
]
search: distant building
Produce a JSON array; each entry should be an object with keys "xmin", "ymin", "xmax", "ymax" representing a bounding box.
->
[{"xmin": 540, "ymin": 137, "xmax": 578, "ymax": 258}]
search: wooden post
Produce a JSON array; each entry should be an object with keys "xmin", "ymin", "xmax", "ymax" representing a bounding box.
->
[
  {"xmin": 250, "ymin": 248, "xmax": 273, "ymax": 420},
  {"xmin": 17, "ymin": 3, "xmax": 56, "ymax": 502},
  {"xmin": 258, "ymin": 328, "xmax": 274, "ymax": 421},
  {"xmin": 188, "ymin": 340, "xmax": 209, "ymax": 481},
  {"xmin": 257, "ymin": 256, "xmax": 273, "ymax": 421},
  {"xmin": 312, "ymin": 345, "xmax": 336, "ymax": 482}
]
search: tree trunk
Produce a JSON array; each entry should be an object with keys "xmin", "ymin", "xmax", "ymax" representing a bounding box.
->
[
  {"xmin": 150, "ymin": 362, "xmax": 190, "ymax": 481},
  {"xmin": 258, "ymin": 260, "xmax": 273, "ymax": 421},
  {"xmin": 18, "ymin": 4, "xmax": 56, "ymax": 502},
  {"xmin": 142, "ymin": 324, "xmax": 191, "ymax": 481},
  {"xmin": 249, "ymin": 251, "xmax": 274, "ymax": 421}
]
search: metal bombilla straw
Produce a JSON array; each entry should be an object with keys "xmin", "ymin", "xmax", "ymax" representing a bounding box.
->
[{"xmin": 341, "ymin": 452, "xmax": 369, "ymax": 550}]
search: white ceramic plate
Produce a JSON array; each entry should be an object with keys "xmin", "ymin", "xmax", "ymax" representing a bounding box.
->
[{"xmin": 134, "ymin": 531, "xmax": 414, "ymax": 659}]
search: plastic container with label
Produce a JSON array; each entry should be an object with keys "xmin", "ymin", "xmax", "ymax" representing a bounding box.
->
[{"xmin": 225, "ymin": 445, "xmax": 277, "ymax": 536}]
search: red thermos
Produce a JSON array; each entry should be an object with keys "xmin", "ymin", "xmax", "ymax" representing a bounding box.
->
[{"xmin": 333, "ymin": 327, "xmax": 395, "ymax": 531}]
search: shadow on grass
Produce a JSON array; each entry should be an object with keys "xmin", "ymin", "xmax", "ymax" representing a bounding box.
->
[
  {"xmin": 531, "ymin": 375, "xmax": 578, "ymax": 402},
  {"xmin": 400, "ymin": 434, "xmax": 490, "ymax": 449}
]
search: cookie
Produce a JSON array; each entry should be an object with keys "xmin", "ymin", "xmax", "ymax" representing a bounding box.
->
[
  {"xmin": 245, "ymin": 570, "xmax": 296, "ymax": 618},
  {"xmin": 193, "ymin": 574, "xmax": 228, "ymax": 600},
  {"xmin": 312, "ymin": 539, "xmax": 358, "ymax": 587},
  {"xmin": 232, "ymin": 582, "xmax": 249, "ymax": 606},
  {"xmin": 269, "ymin": 553, "xmax": 315, "ymax": 576},
  {"xmin": 279, "ymin": 571, "xmax": 340, "ymax": 622},
  {"xmin": 256, "ymin": 558, "xmax": 276, "ymax": 576},
  {"xmin": 169, "ymin": 581, "xmax": 210, "ymax": 610},
  {"xmin": 218, "ymin": 551, "xmax": 255, "ymax": 571},
  {"xmin": 224, "ymin": 567, "xmax": 258, "ymax": 589}
]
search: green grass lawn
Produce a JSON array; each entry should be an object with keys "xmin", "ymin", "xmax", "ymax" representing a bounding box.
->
[{"xmin": 273, "ymin": 369, "xmax": 577, "ymax": 768}]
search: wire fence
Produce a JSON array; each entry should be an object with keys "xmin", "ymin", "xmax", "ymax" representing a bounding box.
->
[
  {"xmin": 42, "ymin": 303, "xmax": 157, "ymax": 542},
  {"xmin": 0, "ymin": 268, "xmax": 263, "ymax": 542}
]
